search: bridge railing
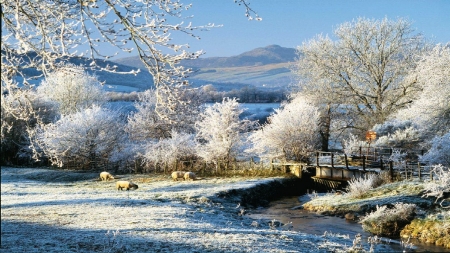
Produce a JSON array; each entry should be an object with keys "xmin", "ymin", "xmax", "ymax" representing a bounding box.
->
[{"xmin": 313, "ymin": 147, "xmax": 434, "ymax": 181}]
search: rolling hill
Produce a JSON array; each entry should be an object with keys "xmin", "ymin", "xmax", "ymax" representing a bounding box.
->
[
  {"xmin": 113, "ymin": 45, "xmax": 297, "ymax": 90},
  {"xmin": 13, "ymin": 45, "xmax": 297, "ymax": 93}
]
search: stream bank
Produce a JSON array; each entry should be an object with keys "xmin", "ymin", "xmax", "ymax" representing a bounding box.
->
[{"xmin": 216, "ymin": 176, "xmax": 449, "ymax": 251}]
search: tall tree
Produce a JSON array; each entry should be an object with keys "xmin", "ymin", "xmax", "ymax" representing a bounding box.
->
[
  {"xmin": 294, "ymin": 17, "xmax": 427, "ymax": 138},
  {"xmin": 195, "ymin": 97, "xmax": 254, "ymax": 170}
]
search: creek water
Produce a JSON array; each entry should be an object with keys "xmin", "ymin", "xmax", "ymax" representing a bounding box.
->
[{"xmin": 247, "ymin": 196, "xmax": 449, "ymax": 252}]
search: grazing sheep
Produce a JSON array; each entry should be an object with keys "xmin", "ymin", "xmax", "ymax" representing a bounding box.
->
[
  {"xmin": 184, "ymin": 172, "xmax": 196, "ymax": 181},
  {"xmin": 171, "ymin": 171, "xmax": 185, "ymax": 181},
  {"xmin": 100, "ymin": 171, "xmax": 115, "ymax": 181},
  {"xmin": 116, "ymin": 181, "xmax": 138, "ymax": 191}
]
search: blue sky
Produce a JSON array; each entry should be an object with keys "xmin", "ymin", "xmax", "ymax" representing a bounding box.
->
[{"xmin": 159, "ymin": 0, "xmax": 450, "ymax": 58}]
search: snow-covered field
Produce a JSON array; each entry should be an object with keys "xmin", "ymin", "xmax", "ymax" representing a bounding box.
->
[{"xmin": 0, "ymin": 166, "xmax": 376, "ymax": 253}]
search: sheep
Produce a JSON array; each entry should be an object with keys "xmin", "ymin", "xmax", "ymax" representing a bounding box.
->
[
  {"xmin": 116, "ymin": 181, "xmax": 138, "ymax": 191},
  {"xmin": 100, "ymin": 171, "xmax": 115, "ymax": 181},
  {"xmin": 184, "ymin": 172, "xmax": 196, "ymax": 181},
  {"xmin": 171, "ymin": 171, "xmax": 185, "ymax": 181}
]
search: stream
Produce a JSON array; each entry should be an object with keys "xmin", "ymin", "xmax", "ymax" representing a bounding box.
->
[{"xmin": 247, "ymin": 195, "xmax": 449, "ymax": 252}]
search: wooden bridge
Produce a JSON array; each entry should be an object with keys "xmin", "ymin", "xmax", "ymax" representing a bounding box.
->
[{"xmin": 271, "ymin": 146, "xmax": 434, "ymax": 191}]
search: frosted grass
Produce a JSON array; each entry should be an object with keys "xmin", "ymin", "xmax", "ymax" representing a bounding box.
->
[{"xmin": 2, "ymin": 167, "xmax": 368, "ymax": 252}]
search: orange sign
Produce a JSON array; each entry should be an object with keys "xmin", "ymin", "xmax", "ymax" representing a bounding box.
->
[{"xmin": 366, "ymin": 131, "xmax": 376, "ymax": 143}]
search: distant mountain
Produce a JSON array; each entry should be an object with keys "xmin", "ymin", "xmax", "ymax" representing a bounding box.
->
[
  {"xmin": 182, "ymin": 44, "xmax": 296, "ymax": 68},
  {"xmin": 113, "ymin": 45, "xmax": 297, "ymax": 89},
  {"xmin": 114, "ymin": 44, "xmax": 296, "ymax": 69}
]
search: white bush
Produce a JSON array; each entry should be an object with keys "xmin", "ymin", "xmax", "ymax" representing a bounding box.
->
[
  {"xmin": 141, "ymin": 130, "xmax": 197, "ymax": 169},
  {"xmin": 345, "ymin": 174, "xmax": 380, "ymax": 198},
  {"xmin": 342, "ymin": 134, "xmax": 368, "ymax": 155},
  {"xmin": 420, "ymin": 132, "xmax": 450, "ymax": 166},
  {"xmin": 360, "ymin": 203, "xmax": 416, "ymax": 237},
  {"xmin": 422, "ymin": 164, "xmax": 450, "ymax": 207},
  {"xmin": 31, "ymin": 105, "xmax": 125, "ymax": 167},
  {"xmin": 37, "ymin": 64, "xmax": 106, "ymax": 115},
  {"xmin": 196, "ymin": 97, "xmax": 254, "ymax": 166}
]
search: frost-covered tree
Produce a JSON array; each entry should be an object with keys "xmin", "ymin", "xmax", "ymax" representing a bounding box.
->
[
  {"xmin": 29, "ymin": 105, "xmax": 126, "ymax": 168},
  {"xmin": 294, "ymin": 17, "xmax": 427, "ymax": 136},
  {"xmin": 195, "ymin": 98, "xmax": 254, "ymax": 169},
  {"xmin": 247, "ymin": 95, "xmax": 321, "ymax": 162},
  {"xmin": 394, "ymin": 44, "xmax": 450, "ymax": 136},
  {"xmin": 126, "ymin": 90, "xmax": 162, "ymax": 140},
  {"xmin": 37, "ymin": 64, "xmax": 106, "ymax": 115}
]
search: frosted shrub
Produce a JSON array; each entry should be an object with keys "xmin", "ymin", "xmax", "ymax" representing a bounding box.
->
[
  {"xmin": 422, "ymin": 164, "xmax": 450, "ymax": 207},
  {"xmin": 342, "ymin": 134, "xmax": 368, "ymax": 156},
  {"xmin": 345, "ymin": 174, "xmax": 381, "ymax": 198},
  {"xmin": 420, "ymin": 132, "xmax": 450, "ymax": 166},
  {"xmin": 373, "ymin": 125, "xmax": 421, "ymax": 149},
  {"xmin": 388, "ymin": 149, "xmax": 407, "ymax": 172},
  {"xmin": 142, "ymin": 130, "xmax": 197, "ymax": 170},
  {"xmin": 361, "ymin": 203, "xmax": 416, "ymax": 237},
  {"xmin": 30, "ymin": 105, "xmax": 125, "ymax": 168},
  {"xmin": 37, "ymin": 64, "xmax": 106, "ymax": 115}
]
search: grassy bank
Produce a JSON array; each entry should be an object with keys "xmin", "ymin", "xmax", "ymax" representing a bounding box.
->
[{"xmin": 302, "ymin": 179, "xmax": 450, "ymax": 249}]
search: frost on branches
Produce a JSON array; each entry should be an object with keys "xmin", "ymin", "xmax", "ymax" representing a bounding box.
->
[
  {"xmin": 29, "ymin": 106, "xmax": 126, "ymax": 168},
  {"xmin": 394, "ymin": 44, "xmax": 450, "ymax": 136},
  {"xmin": 422, "ymin": 164, "xmax": 450, "ymax": 208},
  {"xmin": 141, "ymin": 130, "xmax": 197, "ymax": 171},
  {"xmin": 37, "ymin": 64, "xmax": 106, "ymax": 115},
  {"xmin": 294, "ymin": 17, "xmax": 426, "ymax": 135},
  {"xmin": 195, "ymin": 98, "xmax": 255, "ymax": 168},
  {"xmin": 1, "ymin": 0, "xmax": 259, "ymax": 120},
  {"xmin": 247, "ymin": 95, "xmax": 321, "ymax": 162},
  {"xmin": 420, "ymin": 132, "xmax": 450, "ymax": 166},
  {"xmin": 127, "ymin": 87, "xmax": 204, "ymax": 140}
]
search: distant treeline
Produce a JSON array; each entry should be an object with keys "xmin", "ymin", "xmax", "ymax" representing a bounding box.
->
[
  {"xmin": 107, "ymin": 85, "xmax": 288, "ymax": 103},
  {"xmin": 202, "ymin": 85, "xmax": 288, "ymax": 103}
]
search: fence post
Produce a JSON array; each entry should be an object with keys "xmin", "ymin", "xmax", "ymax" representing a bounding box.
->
[
  {"xmin": 389, "ymin": 161, "xmax": 393, "ymax": 181},
  {"xmin": 316, "ymin": 152, "xmax": 319, "ymax": 167},
  {"xmin": 418, "ymin": 162, "xmax": 421, "ymax": 181},
  {"xmin": 362, "ymin": 155, "xmax": 366, "ymax": 171},
  {"xmin": 331, "ymin": 153, "xmax": 334, "ymax": 169},
  {"xmin": 270, "ymin": 158, "xmax": 274, "ymax": 171},
  {"xmin": 345, "ymin": 154, "xmax": 349, "ymax": 170},
  {"xmin": 380, "ymin": 157, "xmax": 384, "ymax": 170},
  {"xmin": 405, "ymin": 160, "xmax": 408, "ymax": 180}
]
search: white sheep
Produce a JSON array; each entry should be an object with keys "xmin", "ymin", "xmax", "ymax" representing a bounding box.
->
[
  {"xmin": 116, "ymin": 181, "xmax": 138, "ymax": 191},
  {"xmin": 184, "ymin": 172, "xmax": 197, "ymax": 181},
  {"xmin": 171, "ymin": 171, "xmax": 185, "ymax": 181},
  {"xmin": 100, "ymin": 171, "xmax": 115, "ymax": 181}
]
